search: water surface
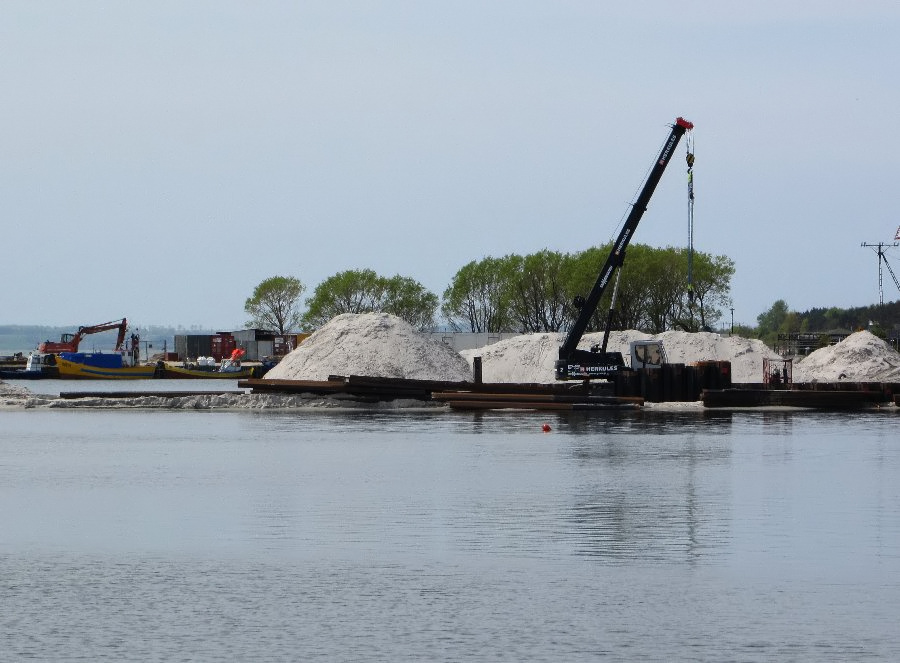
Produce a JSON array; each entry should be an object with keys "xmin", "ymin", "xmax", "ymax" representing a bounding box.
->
[{"xmin": 2, "ymin": 408, "xmax": 898, "ymax": 661}]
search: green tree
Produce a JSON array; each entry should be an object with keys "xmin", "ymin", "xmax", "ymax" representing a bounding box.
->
[
  {"xmin": 561, "ymin": 243, "xmax": 734, "ymax": 334},
  {"xmin": 303, "ymin": 269, "xmax": 438, "ymax": 330},
  {"xmin": 304, "ymin": 268, "xmax": 384, "ymax": 327},
  {"xmin": 381, "ymin": 275, "xmax": 439, "ymax": 331},
  {"xmin": 682, "ymin": 251, "xmax": 736, "ymax": 331},
  {"xmin": 756, "ymin": 299, "xmax": 790, "ymax": 346},
  {"xmin": 244, "ymin": 275, "xmax": 305, "ymax": 334},
  {"xmin": 443, "ymin": 243, "xmax": 736, "ymax": 336},
  {"xmin": 509, "ymin": 250, "xmax": 572, "ymax": 332},
  {"xmin": 442, "ymin": 256, "xmax": 518, "ymax": 332},
  {"xmin": 622, "ymin": 245, "xmax": 681, "ymax": 333}
]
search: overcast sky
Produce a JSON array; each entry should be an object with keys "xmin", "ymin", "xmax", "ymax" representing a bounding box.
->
[{"xmin": 3, "ymin": 1, "xmax": 899, "ymax": 330}]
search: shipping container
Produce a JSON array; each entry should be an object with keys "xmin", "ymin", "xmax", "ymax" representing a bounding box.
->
[
  {"xmin": 210, "ymin": 334, "xmax": 236, "ymax": 361},
  {"xmin": 273, "ymin": 336, "xmax": 290, "ymax": 355},
  {"xmin": 273, "ymin": 333, "xmax": 310, "ymax": 355},
  {"xmin": 174, "ymin": 335, "xmax": 212, "ymax": 361},
  {"xmin": 231, "ymin": 329, "xmax": 256, "ymax": 344}
]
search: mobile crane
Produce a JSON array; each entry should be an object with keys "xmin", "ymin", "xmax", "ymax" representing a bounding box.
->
[
  {"xmin": 38, "ymin": 318, "xmax": 129, "ymax": 354},
  {"xmin": 555, "ymin": 117, "xmax": 693, "ymax": 381}
]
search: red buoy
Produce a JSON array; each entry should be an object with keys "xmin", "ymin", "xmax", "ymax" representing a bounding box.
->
[{"xmin": 542, "ymin": 423, "xmax": 551, "ymax": 433}]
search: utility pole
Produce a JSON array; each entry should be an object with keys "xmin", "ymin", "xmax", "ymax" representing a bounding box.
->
[{"xmin": 861, "ymin": 241, "xmax": 900, "ymax": 305}]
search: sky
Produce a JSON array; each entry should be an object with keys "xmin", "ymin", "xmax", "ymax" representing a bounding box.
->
[{"xmin": 2, "ymin": 1, "xmax": 900, "ymax": 331}]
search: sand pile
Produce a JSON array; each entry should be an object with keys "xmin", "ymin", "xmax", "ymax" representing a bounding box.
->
[
  {"xmin": 460, "ymin": 330, "xmax": 782, "ymax": 384},
  {"xmin": 1, "ymin": 380, "xmax": 28, "ymax": 397},
  {"xmin": 456, "ymin": 330, "xmax": 646, "ymax": 384},
  {"xmin": 265, "ymin": 312, "xmax": 473, "ymax": 382},
  {"xmin": 33, "ymin": 392, "xmax": 438, "ymax": 411},
  {"xmin": 793, "ymin": 330, "xmax": 900, "ymax": 383},
  {"xmin": 1, "ymin": 380, "xmax": 31, "ymax": 406}
]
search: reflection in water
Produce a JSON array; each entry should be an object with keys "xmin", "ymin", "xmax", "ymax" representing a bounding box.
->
[
  {"xmin": 566, "ymin": 427, "xmax": 732, "ymax": 563},
  {"xmin": 558, "ymin": 409, "xmax": 736, "ymax": 436}
]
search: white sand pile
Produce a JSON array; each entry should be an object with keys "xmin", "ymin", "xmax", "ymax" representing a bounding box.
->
[
  {"xmin": 1, "ymin": 380, "xmax": 31, "ymax": 406},
  {"xmin": 1, "ymin": 380, "xmax": 53, "ymax": 409},
  {"xmin": 35, "ymin": 392, "xmax": 441, "ymax": 411},
  {"xmin": 456, "ymin": 330, "xmax": 645, "ymax": 384},
  {"xmin": 460, "ymin": 330, "xmax": 781, "ymax": 384},
  {"xmin": 1, "ymin": 380, "xmax": 28, "ymax": 397},
  {"xmin": 265, "ymin": 312, "xmax": 473, "ymax": 382},
  {"xmin": 463, "ymin": 332, "xmax": 564, "ymax": 384},
  {"xmin": 793, "ymin": 330, "xmax": 900, "ymax": 383}
]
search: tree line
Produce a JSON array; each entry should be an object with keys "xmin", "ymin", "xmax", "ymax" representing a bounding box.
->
[
  {"xmin": 754, "ymin": 299, "xmax": 900, "ymax": 348},
  {"xmin": 245, "ymin": 243, "xmax": 736, "ymax": 336}
]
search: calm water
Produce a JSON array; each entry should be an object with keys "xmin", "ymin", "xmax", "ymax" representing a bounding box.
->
[{"xmin": 1, "ymin": 406, "xmax": 899, "ymax": 661}]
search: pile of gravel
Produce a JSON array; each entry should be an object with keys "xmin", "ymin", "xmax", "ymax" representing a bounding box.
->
[{"xmin": 265, "ymin": 312, "xmax": 473, "ymax": 382}]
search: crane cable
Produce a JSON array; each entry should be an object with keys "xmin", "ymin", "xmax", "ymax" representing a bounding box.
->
[{"xmin": 686, "ymin": 132, "xmax": 695, "ymax": 309}]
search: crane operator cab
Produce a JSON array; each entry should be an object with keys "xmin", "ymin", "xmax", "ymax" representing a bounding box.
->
[{"xmin": 629, "ymin": 340, "xmax": 667, "ymax": 370}]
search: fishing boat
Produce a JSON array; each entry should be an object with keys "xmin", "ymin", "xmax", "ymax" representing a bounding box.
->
[
  {"xmin": 0, "ymin": 353, "xmax": 42, "ymax": 379},
  {"xmin": 53, "ymin": 352, "xmax": 158, "ymax": 379},
  {"xmin": 162, "ymin": 348, "xmax": 253, "ymax": 379},
  {"xmin": 163, "ymin": 365, "xmax": 254, "ymax": 379}
]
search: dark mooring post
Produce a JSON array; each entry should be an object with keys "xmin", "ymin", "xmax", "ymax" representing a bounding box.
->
[{"xmin": 473, "ymin": 356, "xmax": 482, "ymax": 384}]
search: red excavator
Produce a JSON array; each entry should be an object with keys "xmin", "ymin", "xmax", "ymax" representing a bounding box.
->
[{"xmin": 38, "ymin": 318, "xmax": 129, "ymax": 354}]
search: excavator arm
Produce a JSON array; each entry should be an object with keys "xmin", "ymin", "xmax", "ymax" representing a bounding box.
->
[
  {"xmin": 39, "ymin": 318, "xmax": 129, "ymax": 353},
  {"xmin": 73, "ymin": 318, "xmax": 129, "ymax": 350}
]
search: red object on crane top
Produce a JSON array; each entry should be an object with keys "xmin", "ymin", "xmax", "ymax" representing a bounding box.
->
[{"xmin": 676, "ymin": 117, "xmax": 694, "ymax": 130}]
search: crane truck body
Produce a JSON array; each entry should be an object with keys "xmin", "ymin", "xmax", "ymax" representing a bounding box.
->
[{"xmin": 556, "ymin": 117, "xmax": 693, "ymax": 381}]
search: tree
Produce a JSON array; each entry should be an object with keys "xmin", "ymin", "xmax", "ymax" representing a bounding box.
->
[
  {"xmin": 303, "ymin": 269, "xmax": 438, "ymax": 330},
  {"xmin": 244, "ymin": 276, "xmax": 305, "ymax": 334},
  {"xmin": 303, "ymin": 269, "xmax": 383, "ymax": 327},
  {"xmin": 442, "ymin": 256, "xmax": 518, "ymax": 332},
  {"xmin": 381, "ymin": 275, "xmax": 440, "ymax": 331},
  {"xmin": 508, "ymin": 250, "xmax": 572, "ymax": 332},
  {"xmin": 680, "ymin": 251, "xmax": 735, "ymax": 332},
  {"xmin": 559, "ymin": 243, "xmax": 734, "ymax": 334},
  {"xmin": 639, "ymin": 246, "xmax": 686, "ymax": 333},
  {"xmin": 756, "ymin": 299, "xmax": 790, "ymax": 347},
  {"xmin": 442, "ymin": 243, "xmax": 736, "ymax": 336}
]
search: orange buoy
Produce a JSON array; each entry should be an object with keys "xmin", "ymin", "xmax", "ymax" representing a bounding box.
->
[{"xmin": 541, "ymin": 423, "xmax": 551, "ymax": 433}]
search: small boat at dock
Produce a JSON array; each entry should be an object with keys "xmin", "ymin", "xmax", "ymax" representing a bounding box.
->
[
  {"xmin": 163, "ymin": 363, "xmax": 253, "ymax": 379},
  {"xmin": 162, "ymin": 349, "xmax": 253, "ymax": 379},
  {"xmin": 0, "ymin": 353, "xmax": 44, "ymax": 379}
]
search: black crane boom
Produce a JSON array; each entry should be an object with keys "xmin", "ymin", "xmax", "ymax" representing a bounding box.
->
[{"xmin": 556, "ymin": 117, "xmax": 693, "ymax": 381}]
